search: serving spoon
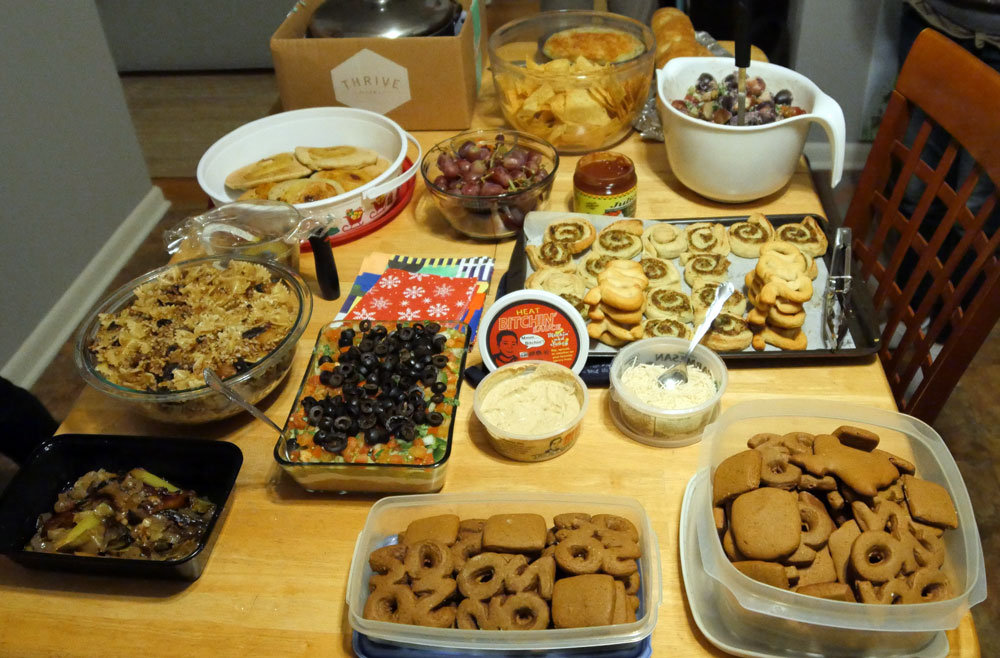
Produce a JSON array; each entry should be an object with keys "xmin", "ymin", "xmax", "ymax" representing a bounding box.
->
[
  {"xmin": 203, "ymin": 368, "xmax": 283, "ymax": 433},
  {"xmin": 657, "ymin": 281, "xmax": 735, "ymax": 390}
]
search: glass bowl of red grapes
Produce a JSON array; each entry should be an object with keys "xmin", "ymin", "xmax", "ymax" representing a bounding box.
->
[{"xmin": 421, "ymin": 129, "xmax": 559, "ymax": 240}]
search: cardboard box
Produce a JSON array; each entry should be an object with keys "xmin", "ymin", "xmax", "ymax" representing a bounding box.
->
[{"xmin": 270, "ymin": 0, "xmax": 485, "ymax": 130}]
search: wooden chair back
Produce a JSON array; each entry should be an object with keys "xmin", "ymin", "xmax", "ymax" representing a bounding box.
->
[{"xmin": 843, "ymin": 28, "xmax": 1000, "ymax": 423}]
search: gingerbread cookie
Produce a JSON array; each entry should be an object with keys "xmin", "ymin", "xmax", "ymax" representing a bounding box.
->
[
  {"xmin": 730, "ymin": 487, "xmax": 801, "ymax": 560},
  {"xmin": 712, "ymin": 449, "xmax": 763, "ymax": 506},
  {"xmin": 790, "ymin": 434, "xmax": 900, "ymax": 497},
  {"xmin": 483, "ymin": 513, "xmax": 548, "ymax": 553}
]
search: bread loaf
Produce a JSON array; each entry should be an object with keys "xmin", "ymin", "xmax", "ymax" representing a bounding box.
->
[{"xmin": 651, "ymin": 7, "xmax": 712, "ymax": 69}]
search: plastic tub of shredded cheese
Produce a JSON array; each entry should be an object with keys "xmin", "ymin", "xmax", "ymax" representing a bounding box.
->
[{"xmin": 609, "ymin": 337, "xmax": 727, "ymax": 448}]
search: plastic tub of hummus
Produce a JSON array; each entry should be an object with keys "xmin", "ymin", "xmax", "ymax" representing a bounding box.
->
[
  {"xmin": 609, "ymin": 337, "xmax": 727, "ymax": 448},
  {"xmin": 473, "ymin": 360, "xmax": 588, "ymax": 461}
]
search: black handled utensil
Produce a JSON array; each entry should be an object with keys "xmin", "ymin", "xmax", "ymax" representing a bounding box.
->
[{"xmin": 308, "ymin": 229, "xmax": 341, "ymax": 300}]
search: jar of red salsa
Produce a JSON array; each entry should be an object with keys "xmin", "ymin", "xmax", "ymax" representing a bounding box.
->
[{"xmin": 573, "ymin": 151, "xmax": 637, "ymax": 217}]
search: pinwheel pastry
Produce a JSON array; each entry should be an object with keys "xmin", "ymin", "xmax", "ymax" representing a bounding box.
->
[
  {"xmin": 700, "ymin": 313, "xmax": 753, "ymax": 351},
  {"xmin": 682, "ymin": 252, "xmax": 731, "ymax": 288},
  {"xmin": 640, "ymin": 257, "xmax": 681, "ymax": 290},
  {"xmin": 691, "ymin": 282, "xmax": 748, "ymax": 324},
  {"xmin": 591, "ymin": 220, "xmax": 643, "ymax": 259},
  {"xmin": 526, "ymin": 269, "xmax": 589, "ymax": 299},
  {"xmin": 644, "ymin": 288, "xmax": 693, "ymax": 323},
  {"xmin": 640, "ymin": 318, "xmax": 693, "ymax": 339},
  {"xmin": 728, "ymin": 212, "xmax": 775, "ymax": 258},
  {"xmin": 641, "ymin": 223, "xmax": 687, "ymax": 259},
  {"xmin": 544, "ymin": 217, "xmax": 597, "ymax": 254},
  {"xmin": 774, "ymin": 215, "xmax": 828, "ymax": 258},
  {"xmin": 527, "ymin": 241, "xmax": 577, "ymax": 272},
  {"xmin": 578, "ymin": 253, "xmax": 620, "ymax": 288},
  {"xmin": 684, "ymin": 222, "xmax": 730, "ymax": 257}
]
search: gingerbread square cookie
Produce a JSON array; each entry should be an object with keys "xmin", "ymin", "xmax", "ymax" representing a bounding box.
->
[
  {"xmin": 482, "ymin": 513, "xmax": 548, "ymax": 553},
  {"xmin": 551, "ymin": 574, "xmax": 616, "ymax": 628},
  {"xmin": 402, "ymin": 514, "xmax": 460, "ymax": 545},
  {"xmin": 901, "ymin": 474, "xmax": 959, "ymax": 529}
]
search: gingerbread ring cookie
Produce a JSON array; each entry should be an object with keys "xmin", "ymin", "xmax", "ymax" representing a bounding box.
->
[
  {"xmin": 554, "ymin": 535, "xmax": 605, "ymax": 574},
  {"xmin": 458, "ymin": 552, "xmax": 510, "ymax": 600},
  {"xmin": 850, "ymin": 530, "xmax": 904, "ymax": 583},
  {"xmin": 544, "ymin": 217, "xmax": 596, "ymax": 254},
  {"xmin": 526, "ymin": 241, "xmax": 576, "ymax": 272},
  {"xmin": 404, "ymin": 539, "xmax": 454, "ymax": 581},
  {"xmin": 642, "ymin": 223, "xmax": 687, "ymax": 258},
  {"xmin": 492, "ymin": 592, "xmax": 551, "ymax": 630},
  {"xmin": 363, "ymin": 584, "xmax": 416, "ymax": 623},
  {"xmin": 457, "ymin": 598, "xmax": 498, "ymax": 630}
]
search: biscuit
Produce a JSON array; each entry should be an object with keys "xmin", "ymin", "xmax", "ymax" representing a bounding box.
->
[
  {"xmin": 713, "ymin": 449, "xmax": 763, "ymax": 506},
  {"xmin": 728, "ymin": 212, "xmax": 775, "ymax": 258},
  {"xmin": 730, "ymin": 487, "xmax": 801, "ymax": 560},
  {"xmin": 544, "ymin": 217, "xmax": 596, "ymax": 254},
  {"xmin": 482, "ymin": 513, "xmax": 548, "ymax": 553},
  {"xmin": 733, "ymin": 560, "xmax": 790, "ymax": 589},
  {"xmin": 526, "ymin": 242, "xmax": 576, "ymax": 272},
  {"xmin": 551, "ymin": 574, "xmax": 616, "ymax": 628},
  {"xmin": 403, "ymin": 514, "xmax": 460, "ymax": 545},
  {"xmin": 640, "ymin": 257, "xmax": 681, "ymax": 290},
  {"xmin": 642, "ymin": 223, "xmax": 687, "ymax": 258},
  {"xmin": 791, "ymin": 434, "xmax": 900, "ymax": 497},
  {"xmin": 684, "ymin": 222, "xmax": 730, "ymax": 257},
  {"xmin": 526, "ymin": 268, "xmax": 588, "ymax": 298},
  {"xmin": 901, "ymin": 474, "xmax": 959, "ymax": 529},
  {"xmin": 644, "ymin": 288, "xmax": 692, "ymax": 322}
]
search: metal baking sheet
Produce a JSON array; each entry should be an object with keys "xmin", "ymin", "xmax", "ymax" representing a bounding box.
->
[{"xmin": 503, "ymin": 210, "xmax": 880, "ymax": 363}]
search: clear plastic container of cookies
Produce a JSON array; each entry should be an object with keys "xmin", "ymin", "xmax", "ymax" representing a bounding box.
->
[
  {"xmin": 689, "ymin": 399, "xmax": 986, "ymax": 657},
  {"xmin": 346, "ymin": 492, "xmax": 661, "ymax": 653}
]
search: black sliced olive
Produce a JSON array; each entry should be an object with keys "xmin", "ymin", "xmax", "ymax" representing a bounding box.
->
[
  {"xmin": 373, "ymin": 342, "xmax": 389, "ymax": 357},
  {"xmin": 431, "ymin": 381, "xmax": 447, "ymax": 394},
  {"xmin": 306, "ymin": 404, "xmax": 324, "ymax": 425},
  {"xmin": 285, "ymin": 438, "xmax": 299, "ymax": 452},
  {"xmin": 425, "ymin": 322, "xmax": 441, "ymax": 334},
  {"xmin": 421, "ymin": 366, "xmax": 439, "ymax": 384},
  {"xmin": 427, "ymin": 411, "xmax": 445, "ymax": 426},
  {"xmin": 395, "ymin": 401, "xmax": 415, "ymax": 417},
  {"xmin": 414, "ymin": 343, "xmax": 432, "ymax": 358},
  {"xmin": 234, "ymin": 358, "xmax": 254, "ymax": 373},
  {"xmin": 398, "ymin": 376, "xmax": 414, "ymax": 389},
  {"xmin": 359, "ymin": 319, "xmax": 372, "ymax": 332},
  {"xmin": 359, "ymin": 399, "xmax": 376, "ymax": 415},
  {"xmin": 398, "ymin": 422, "xmax": 416, "ymax": 441},
  {"xmin": 328, "ymin": 373, "xmax": 344, "ymax": 388},
  {"xmin": 156, "ymin": 318, "xmax": 172, "ymax": 328},
  {"xmin": 318, "ymin": 354, "xmax": 334, "ymax": 365},
  {"xmin": 333, "ymin": 416, "xmax": 353, "ymax": 432},
  {"xmin": 365, "ymin": 426, "xmax": 388, "ymax": 445},
  {"xmin": 241, "ymin": 324, "xmax": 269, "ymax": 340},
  {"xmin": 319, "ymin": 370, "xmax": 333, "ymax": 386},
  {"xmin": 359, "ymin": 415, "xmax": 377, "ymax": 430},
  {"xmin": 408, "ymin": 389, "xmax": 425, "ymax": 404},
  {"xmin": 339, "ymin": 363, "xmax": 356, "ymax": 378},
  {"xmin": 359, "ymin": 339, "xmax": 375, "ymax": 353},
  {"xmin": 398, "ymin": 327, "xmax": 414, "ymax": 342},
  {"xmin": 314, "ymin": 429, "xmax": 331, "ymax": 445},
  {"xmin": 363, "ymin": 382, "xmax": 380, "ymax": 396},
  {"xmin": 412, "ymin": 410, "xmax": 427, "ymax": 425},
  {"xmin": 431, "ymin": 354, "xmax": 449, "ymax": 369},
  {"xmin": 338, "ymin": 333, "xmax": 353, "ymax": 348},
  {"xmin": 431, "ymin": 393, "xmax": 444, "ymax": 404},
  {"xmin": 318, "ymin": 416, "xmax": 335, "ymax": 432}
]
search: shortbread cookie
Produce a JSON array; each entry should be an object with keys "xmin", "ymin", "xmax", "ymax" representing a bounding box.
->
[
  {"xmin": 728, "ymin": 212, "xmax": 775, "ymax": 258},
  {"xmin": 526, "ymin": 268, "xmax": 588, "ymax": 298},
  {"xmin": 640, "ymin": 257, "xmax": 681, "ymax": 290},
  {"xmin": 644, "ymin": 288, "xmax": 692, "ymax": 322},
  {"xmin": 774, "ymin": 215, "xmax": 828, "ymax": 258},
  {"xmin": 544, "ymin": 217, "xmax": 597, "ymax": 254},
  {"xmin": 642, "ymin": 223, "xmax": 687, "ymax": 258},
  {"xmin": 225, "ymin": 151, "xmax": 311, "ymax": 189},
  {"xmin": 526, "ymin": 242, "xmax": 576, "ymax": 272}
]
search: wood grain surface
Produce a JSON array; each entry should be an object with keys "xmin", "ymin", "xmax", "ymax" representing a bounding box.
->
[{"xmin": 0, "ymin": 75, "xmax": 978, "ymax": 658}]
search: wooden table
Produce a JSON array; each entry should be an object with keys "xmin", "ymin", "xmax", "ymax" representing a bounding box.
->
[{"xmin": 0, "ymin": 86, "xmax": 980, "ymax": 657}]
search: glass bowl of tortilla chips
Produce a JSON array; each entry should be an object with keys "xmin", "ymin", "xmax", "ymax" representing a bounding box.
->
[{"xmin": 489, "ymin": 10, "xmax": 655, "ymax": 154}]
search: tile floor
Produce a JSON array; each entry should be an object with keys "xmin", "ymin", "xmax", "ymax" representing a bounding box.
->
[{"xmin": 24, "ymin": 71, "xmax": 998, "ymax": 656}]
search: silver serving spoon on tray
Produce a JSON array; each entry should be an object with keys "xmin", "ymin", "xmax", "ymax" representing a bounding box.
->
[
  {"xmin": 657, "ymin": 281, "xmax": 735, "ymax": 390},
  {"xmin": 203, "ymin": 368, "xmax": 283, "ymax": 433}
]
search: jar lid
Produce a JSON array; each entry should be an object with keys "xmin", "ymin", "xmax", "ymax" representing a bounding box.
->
[
  {"xmin": 479, "ymin": 290, "xmax": 589, "ymax": 374},
  {"xmin": 309, "ymin": 0, "xmax": 460, "ymax": 38}
]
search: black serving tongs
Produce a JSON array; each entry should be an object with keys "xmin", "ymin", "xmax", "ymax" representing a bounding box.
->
[
  {"xmin": 824, "ymin": 227, "xmax": 853, "ymax": 350},
  {"xmin": 735, "ymin": 0, "xmax": 751, "ymax": 126}
]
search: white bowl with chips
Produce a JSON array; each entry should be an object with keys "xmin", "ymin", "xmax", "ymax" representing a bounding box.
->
[
  {"xmin": 656, "ymin": 57, "xmax": 845, "ymax": 203},
  {"xmin": 489, "ymin": 10, "xmax": 655, "ymax": 153},
  {"xmin": 197, "ymin": 107, "xmax": 420, "ymax": 236}
]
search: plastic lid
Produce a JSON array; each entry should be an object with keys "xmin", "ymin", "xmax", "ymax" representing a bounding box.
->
[{"xmin": 479, "ymin": 290, "xmax": 588, "ymax": 374}]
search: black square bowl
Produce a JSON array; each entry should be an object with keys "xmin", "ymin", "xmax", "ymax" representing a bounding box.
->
[{"xmin": 0, "ymin": 434, "xmax": 242, "ymax": 581}]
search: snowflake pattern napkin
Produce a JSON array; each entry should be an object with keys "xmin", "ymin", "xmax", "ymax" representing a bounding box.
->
[{"xmin": 344, "ymin": 268, "xmax": 479, "ymax": 322}]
